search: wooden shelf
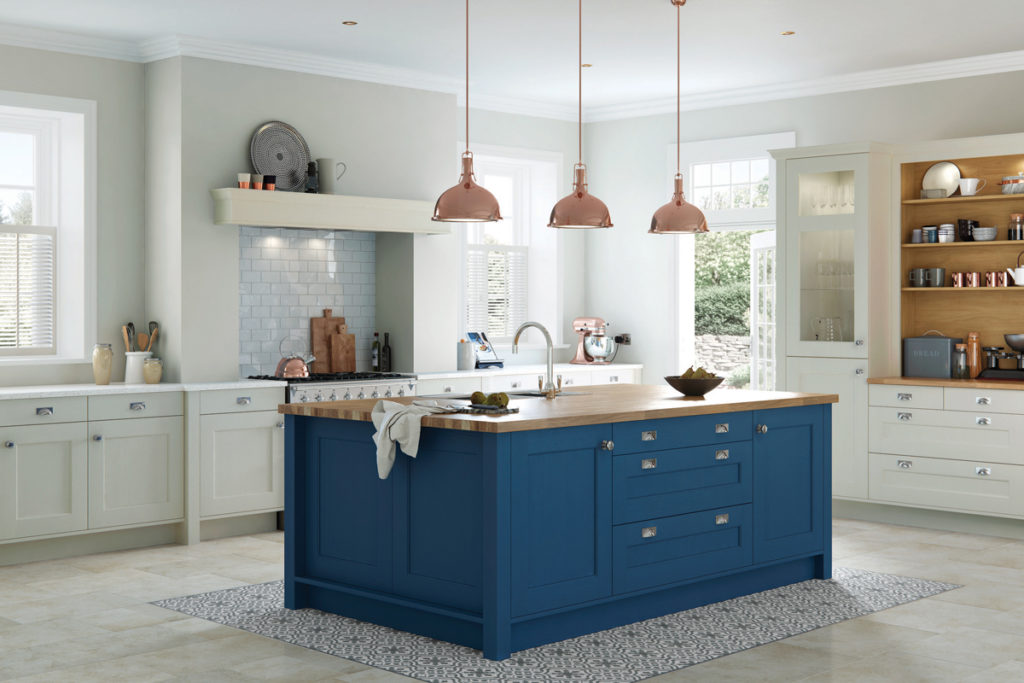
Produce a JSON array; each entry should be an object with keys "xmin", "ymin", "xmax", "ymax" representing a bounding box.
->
[
  {"xmin": 210, "ymin": 188, "xmax": 450, "ymax": 234},
  {"xmin": 902, "ymin": 194, "xmax": 1023, "ymax": 206},
  {"xmin": 902, "ymin": 287, "xmax": 1024, "ymax": 292},
  {"xmin": 902, "ymin": 240, "xmax": 1024, "ymax": 248}
]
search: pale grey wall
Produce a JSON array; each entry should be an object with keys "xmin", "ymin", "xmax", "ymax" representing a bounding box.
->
[
  {"xmin": 585, "ymin": 71, "xmax": 1024, "ymax": 385},
  {"xmin": 0, "ymin": 44, "xmax": 145, "ymax": 386}
]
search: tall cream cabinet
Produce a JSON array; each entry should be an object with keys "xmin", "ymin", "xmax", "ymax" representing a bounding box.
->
[{"xmin": 773, "ymin": 143, "xmax": 898, "ymax": 501}]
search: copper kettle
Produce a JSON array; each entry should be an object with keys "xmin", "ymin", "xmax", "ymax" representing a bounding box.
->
[{"xmin": 274, "ymin": 337, "xmax": 315, "ymax": 378}]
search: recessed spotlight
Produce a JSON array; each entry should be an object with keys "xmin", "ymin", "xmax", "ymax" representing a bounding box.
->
[
  {"xmin": 781, "ymin": 30, "xmax": 795, "ymax": 36},
  {"xmin": 342, "ymin": 20, "xmax": 358, "ymax": 26},
  {"xmin": 581, "ymin": 63, "xmax": 593, "ymax": 68}
]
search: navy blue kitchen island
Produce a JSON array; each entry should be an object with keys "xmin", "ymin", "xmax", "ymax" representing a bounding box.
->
[{"xmin": 280, "ymin": 384, "xmax": 836, "ymax": 661}]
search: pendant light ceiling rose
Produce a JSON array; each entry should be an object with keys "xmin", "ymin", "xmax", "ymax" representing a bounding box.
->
[
  {"xmin": 432, "ymin": 0, "xmax": 501, "ymax": 223},
  {"xmin": 650, "ymin": 0, "xmax": 708, "ymax": 234},
  {"xmin": 548, "ymin": 0, "xmax": 612, "ymax": 229}
]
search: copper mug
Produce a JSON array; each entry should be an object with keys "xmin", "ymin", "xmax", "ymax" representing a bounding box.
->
[
  {"xmin": 950, "ymin": 272, "xmax": 965, "ymax": 287},
  {"xmin": 965, "ymin": 271, "xmax": 982, "ymax": 287},
  {"xmin": 987, "ymin": 271, "xmax": 1009, "ymax": 287}
]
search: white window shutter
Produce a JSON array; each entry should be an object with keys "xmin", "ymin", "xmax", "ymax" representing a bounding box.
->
[
  {"xmin": 0, "ymin": 227, "xmax": 55, "ymax": 351},
  {"xmin": 465, "ymin": 245, "xmax": 528, "ymax": 341}
]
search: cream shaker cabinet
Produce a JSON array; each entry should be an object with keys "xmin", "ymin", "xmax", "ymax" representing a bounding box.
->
[
  {"xmin": 199, "ymin": 388, "xmax": 285, "ymax": 518},
  {"xmin": 0, "ymin": 422, "xmax": 89, "ymax": 540}
]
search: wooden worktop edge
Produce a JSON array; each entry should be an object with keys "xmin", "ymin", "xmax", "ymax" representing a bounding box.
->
[{"xmin": 869, "ymin": 376, "xmax": 1024, "ymax": 391}]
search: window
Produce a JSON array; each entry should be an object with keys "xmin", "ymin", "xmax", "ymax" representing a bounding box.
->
[
  {"xmin": 691, "ymin": 158, "xmax": 770, "ymax": 212},
  {"xmin": 461, "ymin": 148, "xmax": 560, "ymax": 344},
  {"xmin": 0, "ymin": 92, "xmax": 94, "ymax": 361}
]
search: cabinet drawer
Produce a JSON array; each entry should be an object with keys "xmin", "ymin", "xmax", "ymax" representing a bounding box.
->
[
  {"xmin": 868, "ymin": 406, "xmax": 1024, "ymax": 465},
  {"xmin": 868, "ymin": 384, "xmax": 942, "ymax": 410},
  {"xmin": 557, "ymin": 370, "xmax": 591, "ymax": 388},
  {"xmin": 613, "ymin": 504, "xmax": 752, "ymax": 594},
  {"xmin": 612, "ymin": 412, "xmax": 753, "ymax": 454},
  {"xmin": 869, "ymin": 453, "xmax": 1024, "ymax": 518},
  {"xmin": 417, "ymin": 377, "xmax": 482, "ymax": 397},
  {"xmin": 482, "ymin": 373, "xmax": 539, "ymax": 393},
  {"xmin": 613, "ymin": 442, "xmax": 751, "ymax": 524},
  {"xmin": 945, "ymin": 387, "xmax": 1024, "ymax": 415},
  {"xmin": 89, "ymin": 392, "xmax": 182, "ymax": 421},
  {"xmin": 199, "ymin": 387, "xmax": 286, "ymax": 415},
  {"xmin": 0, "ymin": 397, "xmax": 87, "ymax": 427},
  {"xmin": 591, "ymin": 369, "xmax": 634, "ymax": 385}
]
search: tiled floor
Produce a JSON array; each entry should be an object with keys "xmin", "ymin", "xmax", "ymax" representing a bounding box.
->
[{"xmin": 2, "ymin": 519, "xmax": 1024, "ymax": 681}]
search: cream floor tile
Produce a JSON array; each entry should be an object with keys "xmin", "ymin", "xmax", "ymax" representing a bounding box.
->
[
  {"xmin": 644, "ymin": 641, "xmax": 861, "ymax": 682},
  {"xmin": 0, "ymin": 579, "xmax": 59, "ymax": 607},
  {"xmin": 964, "ymin": 607, "xmax": 1024, "ymax": 636},
  {"xmin": 228, "ymin": 654, "xmax": 364, "ymax": 681},
  {"xmin": 0, "ymin": 616, "xmax": 110, "ymax": 650},
  {"xmin": 778, "ymin": 617, "xmax": 938, "ymax": 659},
  {"xmin": 0, "ymin": 590, "xmax": 137, "ymax": 624},
  {"xmin": 861, "ymin": 596, "xmax": 1003, "ymax": 632},
  {"xmin": 77, "ymin": 603, "xmax": 190, "ymax": 632},
  {"xmin": 157, "ymin": 616, "xmax": 245, "ymax": 640},
  {"xmin": 251, "ymin": 531, "xmax": 285, "ymax": 544},
  {"xmin": 0, "ymin": 559, "xmax": 94, "ymax": 584},
  {"xmin": 831, "ymin": 536, "xmax": 894, "ymax": 560},
  {"xmin": 952, "ymin": 542, "xmax": 1024, "ymax": 569},
  {"xmin": 29, "ymin": 567, "xmax": 170, "ymax": 597},
  {"xmin": 848, "ymin": 541, "xmax": 967, "ymax": 565},
  {"xmin": 963, "ymin": 659, "xmax": 1024, "ymax": 682},
  {"xmin": 909, "ymin": 625, "xmax": 1024, "ymax": 668},
  {"xmin": 927, "ymin": 530, "xmax": 1016, "ymax": 551},
  {"xmin": 929, "ymin": 581, "xmax": 1024, "ymax": 612},
  {"xmin": 5, "ymin": 656, "xmax": 175, "ymax": 683},
  {"xmin": 119, "ymin": 633, "xmax": 300, "ymax": 675},
  {"xmin": 63, "ymin": 545, "xmax": 183, "ymax": 572},
  {"xmin": 798, "ymin": 650, "xmax": 984, "ymax": 682},
  {"xmin": 109, "ymin": 572, "xmax": 248, "ymax": 602},
  {"xmin": 334, "ymin": 669, "xmax": 424, "ymax": 682}
]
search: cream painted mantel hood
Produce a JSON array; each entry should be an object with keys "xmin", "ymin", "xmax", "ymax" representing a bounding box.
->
[{"xmin": 210, "ymin": 188, "xmax": 449, "ymax": 234}]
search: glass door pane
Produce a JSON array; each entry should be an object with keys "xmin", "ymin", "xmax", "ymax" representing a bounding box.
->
[
  {"xmin": 797, "ymin": 170, "xmax": 855, "ymax": 217},
  {"xmin": 798, "ymin": 229, "xmax": 855, "ymax": 343}
]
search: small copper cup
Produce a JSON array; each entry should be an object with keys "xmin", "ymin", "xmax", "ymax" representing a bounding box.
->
[
  {"xmin": 996, "ymin": 271, "xmax": 1009, "ymax": 287},
  {"xmin": 986, "ymin": 271, "xmax": 999, "ymax": 287},
  {"xmin": 950, "ymin": 272, "xmax": 965, "ymax": 287},
  {"xmin": 965, "ymin": 271, "xmax": 982, "ymax": 287}
]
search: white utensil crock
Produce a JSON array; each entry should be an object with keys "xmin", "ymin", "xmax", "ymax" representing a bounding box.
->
[{"xmin": 125, "ymin": 351, "xmax": 153, "ymax": 384}]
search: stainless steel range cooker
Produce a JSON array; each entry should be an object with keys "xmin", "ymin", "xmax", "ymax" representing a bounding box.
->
[{"xmin": 248, "ymin": 372, "xmax": 417, "ymax": 403}]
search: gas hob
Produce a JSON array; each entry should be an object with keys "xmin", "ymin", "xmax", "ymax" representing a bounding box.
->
[{"xmin": 248, "ymin": 372, "xmax": 417, "ymax": 403}]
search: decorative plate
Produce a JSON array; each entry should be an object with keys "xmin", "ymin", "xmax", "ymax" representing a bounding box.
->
[
  {"xmin": 921, "ymin": 161, "xmax": 961, "ymax": 198},
  {"xmin": 249, "ymin": 121, "xmax": 310, "ymax": 192}
]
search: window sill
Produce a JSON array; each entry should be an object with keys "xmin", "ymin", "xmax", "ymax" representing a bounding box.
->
[{"xmin": 0, "ymin": 355, "xmax": 90, "ymax": 366}]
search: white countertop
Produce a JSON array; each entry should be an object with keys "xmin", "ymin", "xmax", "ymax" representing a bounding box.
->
[
  {"xmin": 416, "ymin": 363, "xmax": 643, "ymax": 380},
  {"xmin": 0, "ymin": 379, "xmax": 285, "ymax": 400}
]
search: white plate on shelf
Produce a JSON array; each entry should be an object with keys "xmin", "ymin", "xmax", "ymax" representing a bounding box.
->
[{"xmin": 921, "ymin": 161, "xmax": 961, "ymax": 198}]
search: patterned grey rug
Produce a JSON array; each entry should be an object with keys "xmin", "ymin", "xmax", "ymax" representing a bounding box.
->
[{"xmin": 152, "ymin": 568, "xmax": 958, "ymax": 683}]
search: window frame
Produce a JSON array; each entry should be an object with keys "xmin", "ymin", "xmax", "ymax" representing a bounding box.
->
[{"xmin": 0, "ymin": 91, "xmax": 96, "ymax": 364}]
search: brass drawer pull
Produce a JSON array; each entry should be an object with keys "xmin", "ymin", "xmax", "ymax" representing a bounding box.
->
[
  {"xmin": 715, "ymin": 423, "xmax": 729, "ymax": 434},
  {"xmin": 898, "ymin": 459, "xmax": 913, "ymax": 469},
  {"xmin": 715, "ymin": 449, "xmax": 729, "ymax": 460},
  {"xmin": 641, "ymin": 458, "xmax": 657, "ymax": 470},
  {"xmin": 641, "ymin": 526, "xmax": 657, "ymax": 538},
  {"xmin": 897, "ymin": 392, "xmax": 912, "ymax": 401},
  {"xmin": 236, "ymin": 396, "xmax": 252, "ymax": 406},
  {"xmin": 715, "ymin": 513, "xmax": 730, "ymax": 525},
  {"xmin": 976, "ymin": 467, "xmax": 992, "ymax": 477},
  {"xmin": 976, "ymin": 417, "xmax": 992, "ymax": 426},
  {"xmin": 129, "ymin": 402, "xmax": 146, "ymax": 412},
  {"xmin": 641, "ymin": 430, "xmax": 657, "ymax": 441},
  {"xmin": 35, "ymin": 407, "xmax": 53, "ymax": 416}
]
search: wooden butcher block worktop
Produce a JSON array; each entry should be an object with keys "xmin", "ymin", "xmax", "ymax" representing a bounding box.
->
[{"xmin": 279, "ymin": 383, "xmax": 838, "ymax": 433}]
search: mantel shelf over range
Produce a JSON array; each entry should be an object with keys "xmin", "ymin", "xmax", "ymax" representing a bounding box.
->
[{"xmin": 210, "ymin": 188, "xmax": 451, "ymax": 234}]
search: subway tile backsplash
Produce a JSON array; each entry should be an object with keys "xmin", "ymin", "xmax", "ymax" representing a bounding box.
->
[{"xmin": 239, "ymin": 227, "xmax": 375, "ymax": 377}]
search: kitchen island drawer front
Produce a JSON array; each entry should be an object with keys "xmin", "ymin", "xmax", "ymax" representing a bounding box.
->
[
  {"xmin": 417, "ymin": 377, "xmax": 482, "ymax": 396},
  {"xmin": 0, "ymin": 397, "xmax": 87, "ymax": 427},
  {"xmin": 612, "ymin": 442, "xmax": 752, "ymax": 524},
  {"xmin": 612, "ymin": 412, "xmax": 753, "ymax": 453},
  {"xmin": 945, "ymin": 387, "xmax": 1024, "ymax": 415},
  {"xmin": 612, "ymin": 504, "xmax": 752, "ymax": 594},
  {"xmin": 868, "ymin": 385, "xmax": 942, "ymax": 410},
  {"xmin": 89, "ymin": 392, "xmax": 183, "ymax": 421},
  {"xmin": 869, "ymin": 453, "xmax": 1024, "ymax": 517},
  {"xmin": 200, "ymin": 387, "xmax": 285, "ymax": 415},
  {"xmin": 868, "ymin": 407, "xmax": 1024, "ymax": 465}
]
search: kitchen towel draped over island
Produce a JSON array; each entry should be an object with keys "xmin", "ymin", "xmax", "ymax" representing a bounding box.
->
[{"xmin": 370, "ymin": 400, "xmax": 449, "ymax": 478}]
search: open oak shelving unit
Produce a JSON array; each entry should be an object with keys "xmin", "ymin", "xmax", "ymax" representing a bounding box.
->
[{"xmin": 900, "ymin": 153, "xmax": 1024, "ymax": 350}]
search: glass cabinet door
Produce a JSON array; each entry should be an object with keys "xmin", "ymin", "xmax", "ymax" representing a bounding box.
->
[{"xmin": 785, "ymin": 154, "xmax": 869, "ymax": 358}]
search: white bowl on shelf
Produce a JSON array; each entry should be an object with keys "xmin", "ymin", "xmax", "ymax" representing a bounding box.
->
[{"xmin": 973, "ymin": 227, "xmax": 998, "ymax": 241}]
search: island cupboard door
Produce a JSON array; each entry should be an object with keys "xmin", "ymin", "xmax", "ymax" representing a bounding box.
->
[
  {"xmin": 751, "ymin": 405, "xmax": 827, "ymax": 564},
  {"xmin": 509, "ymin": 425, "xmax": 613, "ymax": 616}
]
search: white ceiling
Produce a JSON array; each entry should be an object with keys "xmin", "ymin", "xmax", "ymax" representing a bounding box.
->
[{"xmin": 1, "ymin": 0, "xmax": 1023, "ymax": 120}]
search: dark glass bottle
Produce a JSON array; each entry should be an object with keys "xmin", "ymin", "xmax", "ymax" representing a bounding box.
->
[
  {"xmin": 381, "ymin": 333, "xmax": 392, "ymax": 372},
  {"xmin": 371, "ymin": 332, "xmax": 380, "ymax": 372},
  {"xmin": 304, "ymin": 161, "xmax": 319, "ymax": 193}
]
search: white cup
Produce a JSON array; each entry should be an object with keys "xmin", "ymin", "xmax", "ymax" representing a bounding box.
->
[
  {"xmin": 317, "ymin": 158, "xmax": 347, "ymax": 195},
  {"xmin": 457, "ymin": 341, "xmax": 476, "ymax": 370},
  {"xmin": 959, "ymin": 178, "xmax": 987, "ymax": 196},
  {"xmin": 125, "ymin": 351, "xmax": 153, "ymax": 384}
]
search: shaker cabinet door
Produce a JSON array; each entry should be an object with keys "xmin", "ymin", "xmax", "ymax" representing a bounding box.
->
[{"xmin": 200, "ymin": 410, "xmax": 284, "ymax": 517}]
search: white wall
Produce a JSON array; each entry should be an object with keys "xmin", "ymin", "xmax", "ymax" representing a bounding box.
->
[
  {"xmin": 585, "ymin": 71, "xmax": 1024, "ymax": 385},
  {"xmin": 0, "ymin": 45, "xmax": 145, "ymax": 386}
]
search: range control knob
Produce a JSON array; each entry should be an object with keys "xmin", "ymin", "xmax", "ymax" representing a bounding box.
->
[
  {"xmin": 385, "ymin": 388, "xmax": 393, "ymax": 398},
  {"xmin": 372, "ymin": 389, "xmax": 380, "ymax": 398},
  {"xmin": 343, "ymin": 391, "xmax": 352, "ymax": 400},
  {"xmin": 398, "ymin": 388, "xmax": 405, "ymax": 397},
  {"xmin": 314, "ymin": 391, "xmax": 324, "ymax": 402},
  {"xmin": 297, "ymin": 392, "xmax": 308, "ymax": 403},
  {"xmin": 358, "ymin": 390, "xmax": 365, "ymax": 400},
  {"xmin": 329, "ymin": 391, "xmax": 338, "ymax": 401}
]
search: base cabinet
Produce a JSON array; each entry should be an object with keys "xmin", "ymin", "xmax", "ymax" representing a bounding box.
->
[
  {"xmin": 0, "ymin": 423, "xmax": 88, "ymax": 540},
  {"xmin": 200, "ymin": 411, "xmax": 284, "ymax": 517}
]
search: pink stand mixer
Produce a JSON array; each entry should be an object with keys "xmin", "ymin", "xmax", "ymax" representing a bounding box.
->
[{"xmin": 571, "ymin": 317, "xmax": 630, "ymax": 365}]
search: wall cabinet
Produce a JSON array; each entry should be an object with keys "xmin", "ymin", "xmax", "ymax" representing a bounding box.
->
[
  {"xmin": 200, "ymin": 410, "xmax": 284, "ymax": 517},
  {"xmin": 0, "ymin": 423, "xmax": 88, "ymax": 540},
  {"xmin": 88, "ymin": 416, "xmax": 184, "ymax": 529}
]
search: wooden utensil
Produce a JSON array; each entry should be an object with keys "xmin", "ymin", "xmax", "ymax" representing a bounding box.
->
[
  {"xmin": 136, "ymin": 333, "xmax": 149, "ymax": 353},
  {"xmin": 147, "ymin": 326, "xmax": 158, "ymax": 352},
  {"xmin": 329, "ymin": 332, "xmax": 356, "ymax": 373},
  {"xmin": 121, "ymin": 325, "xmax": 131, "ymax": 353},
  {"xmin": 311, "ymin": 309, "xmax": 346, "ymax": 373}
]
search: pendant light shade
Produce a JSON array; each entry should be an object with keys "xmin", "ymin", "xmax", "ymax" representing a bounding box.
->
[
  {"xmin": 549, "ymin": 164, "xmax": 612, "ymax": 229},
  {"xmin": 549, "ymin": 0, "xmax": 612, "ymax": 229},
  {"xmin": 433, "ymin": 152, "xmax": 502, "ymax": 222},
  {"xmin": 432, "ymin": 0, "xmax": 501, "ymax": 223},
  {"xmin": 650, "ymin": 0, "xmax": 708, "ymax": 235}
]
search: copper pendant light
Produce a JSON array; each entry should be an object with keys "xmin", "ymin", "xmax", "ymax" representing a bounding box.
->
[
  {"xmin": 650, "ymin": 0, "xmax": 708, "ymax": 234},
  {"xmin": 548, "ymin": 0, "xmax": 612, "ymax": 229},
  {"xmin": 432, "ymin": 0, "xmax": 501, "ymax": 223}
]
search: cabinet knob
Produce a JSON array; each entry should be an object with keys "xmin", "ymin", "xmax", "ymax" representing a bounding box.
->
[
  {"xmin": 600, "ymin": 440, "xmax": 615, "ymax": 451},
  {"xmin": 641, "ymin": 526, "xmax": 657, "ymax": 538},
  {"xmin": 236, "ymin": 396, "xmax": 252, "ymax": 405},
  {"xmin": 3, "ymin": 441, "xmax": 13, "ymax": 448},
  {"xmin": 855, "ymin": 368, "xmax": 865, "ymax": 375},
  {"xmin": 93, "ymin": 435, "xmax": 103, "ymax": 442},
  {"xmin": 855, "ymin": 339, "xmax": 864, "ymax": 346},
  {"xmin": 35, "ymin": 407, "xmax": 53, "ymax": 416},
  {"xmin": 755, "ymin": 424, "xmax": 768, "ymax": 434},
  {"xmin": 976, "ymin": 397, "xmax": 991, "ymax": 405},
  {"xmin": 976, "ymin": 467, "xmax": 992, "ymax": 477},
  {"xmin": 898, "ymin": 412, "xmax": 912, "ymax": 422},
  {"xmin": 976, "ymin": 416, "xmax": 992, "ymax": 426},
  {"xmin": 897, "ymin": 393, "xmax": 912, "ymax": 401},
  {"xmin": 641, "ymin": 458, "xmax": 657, "ymax": 470},
  {"xmin": 129, "ymin": 402, "xmax": 146, "ymax": 412},
  {"xmin": 276, "ymin": 422, "xmax": 285, "ymax": 429},
  {"xmin": 898, "ymin": 459, "xmax": 912, "ymax": 469}
]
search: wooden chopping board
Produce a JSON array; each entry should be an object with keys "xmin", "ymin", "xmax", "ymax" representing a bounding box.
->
[
  {"xmin": 329, "ymin": 332, "xmax": 356, "ymax": 373},
  {"xmin": 310, "ymin": 309, "xmax": 346, "ymax": 374}
]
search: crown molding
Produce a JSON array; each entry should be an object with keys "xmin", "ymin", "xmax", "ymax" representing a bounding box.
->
[
  {"xmin": 585, "ymin": 49, "xmax": 1024, "ymax": 122},
  {"xmin": 459, "ymin": 92, "xmax": 578, "ymax": 122},
  {"xmin": 0, "ymin": 21, "xmax": 143, "ymax": 61}
]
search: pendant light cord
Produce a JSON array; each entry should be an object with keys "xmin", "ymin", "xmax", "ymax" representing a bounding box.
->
[
  {"xmin": 465, "ymin": 0, "xmax": 470, "ymax": 155},
  {"xmin": 578, "ymin": 0, "xmax": 582, "ymax": 165},
  {"xmin": 676, "ymin": 0, "xmax": 680, "ymax": 175}
]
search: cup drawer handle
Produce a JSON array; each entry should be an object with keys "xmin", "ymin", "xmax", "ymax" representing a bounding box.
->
[
  {"xmin": 715, "ymin": 513, "xmax": 730, "ymax": 525},
  {"xmin": 897, "ymin": 393, "xmax": 912, "ymax": 401},
  {"xmin": 898, "ymin": 459, "xmax": 912, "ymax": 469},
  {"xmin": 976, "ymin": 396, "xmax": 991, "ymax": 405},
  {"xmin": 236, "ymin": 396, "xmax": 252, "ymax": 406},
  {"xmin": 641, "ymin": 526, "xmax": 657, "ymax": 538},
  {"xmin": 641, "ymin": 430, "xmax": 657, "ymax": 441},
  {"xmin": 897, "ymin": 412, "xmax": 912, "ymax": 422},
  {"xmin": 715, "ymin": 423, "xmax": 729, "ymax": 434},
  {"xmin": 641, "ymin": 458, "xmax": 657, "ymax": 470},
  {"xmin": 715, "ymin": 449, "xmax": 729, "ymax": 460},
  {"xmin": 35, "ymin": 407, "xmax": 53, "ymax": 416},
  {"xmin": 976, "ymin": 417, "xmax": 992, "ymax": 426},
  {"xmin": 976, "ymin": 467, "xmax": 992, "ymax": 477},
  {"xmin": 129, "ymin": 402, "xmax": 146, "ymax": 412}
]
